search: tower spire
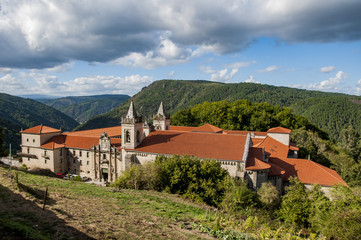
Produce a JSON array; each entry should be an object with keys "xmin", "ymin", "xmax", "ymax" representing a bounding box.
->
[
  {"xmin": 157, "ymin": 101, "xmax": 166, "ymax": 116},
  {"xmin": 126, "ymin": 101, "xmax": 138, "ymax": 118}
]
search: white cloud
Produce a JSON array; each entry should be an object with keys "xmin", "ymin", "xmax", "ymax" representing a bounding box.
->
[
  {"xmin": 226, "ymin": 61, "xmax": 257, "ymax": 69},
  {"xmin": 356, "ymin": 79, "xmax": 361, "ymax": 94},
  {"xmin": 112, "ymin": 38, "xmax": 195, "ymax": 69},
  {"xmin": 210, "ymin": 68, "xmax": 238, "ymax": 82},
  {"xmin": 0, "ymin": 68, "xmax": 14, "ymax": 74},
  {"xmin": 0, "ymin": 74, "xmax": 25, "ymax": 90},
  {"xmin": 320, "ymin": 66, "xmax": 335, "ymax": 73},
  {"xmin": 45, "ymin": 62, "xmax": 74, "ymax": 73},
  {"xmin": 308, "ymin": 71, "xmax": 346, "ymax": 90},
  {"xmin": 168, "ymin": 70, "xmax": 175, "ymax": 77},
  {"xmin": 201, "ymin": 60, "xmax": 255, "ymax": 82},
  {"xmin": 0, "ymin": 1, "xmax": 361, "ymax": 69},
  {"xmin": 0, "ymin": 71, "xmax": 154, "ymax": 96},
  {"xmin": 258, "ymin": 65, "xmax": 280, "ymax": 73},
  {"xmin": 244, "ymin": 75, "xmax": 260, "ymax": 83}
]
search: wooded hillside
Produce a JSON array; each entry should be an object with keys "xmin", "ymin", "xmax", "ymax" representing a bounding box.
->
[
  {"xmin": 76, "ymin": 80, "xmax": 360, "ymax": 141},
  {"xmin": 37, "ymin": 94, "xmax": 130, "ymax": 123}
]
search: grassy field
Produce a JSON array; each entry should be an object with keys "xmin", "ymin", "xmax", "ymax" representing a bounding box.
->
[{"xmin": 0, "ymin": 164, "xmax": 257, "ymax": 240}]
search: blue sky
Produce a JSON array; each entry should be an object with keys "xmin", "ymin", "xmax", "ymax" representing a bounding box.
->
[{"xmin": 0, "ymin": 0, "xmax": 361, "ymax": 97}]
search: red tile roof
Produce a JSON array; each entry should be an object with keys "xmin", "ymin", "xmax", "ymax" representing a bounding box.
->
[
  {"xmin": 268, "ymin": 162, "xmax": 286, "ymax": 176},
  {"xmin": 223, "ymin": 130, "xmax": 268, "ymax": 136},
  {"xmin": 191, "ymin": 124, "xmax": 223, "ymax": 133},
  {"xmin": 134, "ymin": 130, "xmax": 247, "ymax": 161},
  {"xmin": 64, "ymin": 126, "xmax": 122, "ymax": 138},
  {"xmin": 41, "ymin": 135, "xmax": 100, "ymax": 149},
  {"xmin": 256, "ymin": 137, "xmax": 290, "ymax": 158},
  {"xmin": 267, "ymin": 127, "xmax": 292, "ymax": 134},
  {"xmin": 269, "ymin": 157, "xmax": 348, "ymax": 186},
  {"xmin": 245, "ymin": 148, "xmax": 271, "ymax": 170},
  {"xmin": 21, "ymin": 125, "xmax": 61, "ymax": 134},
  {"xmin": 169, "ymin": 126, "xmax": 196, "ymax": 132}
]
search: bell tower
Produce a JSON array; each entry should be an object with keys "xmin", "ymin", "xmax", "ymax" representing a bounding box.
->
[
  {"xmin": 121, "ymin": 101, "xmax": 143, "ymax": 149},
  {"xmin": 153, "ymin": 102, "xmax": 170, "ymax": 130}
]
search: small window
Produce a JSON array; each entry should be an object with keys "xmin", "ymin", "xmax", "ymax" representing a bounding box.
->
[
  {"xmin": 87, "ymin": 161, "xmax": 89, "ymax": 165},
  {"xmin": 45, "ymin": 159, "xmax": 47, "ymax": 164},
  {"xmin": 27, "ymin": 148, "xmax": 30, "ymax": 154},
  {"xmin": 59, "ymin": 150, "xmax": 62, "ymax": 156},
  {"xmin": 80, "ymin": 160, "xmax": 82, "ymax": 166},
  {"xmin": 73, "ymin": 150, "xmax": 75, "ymax": 155},
  {"xmin": 74, "ymin": 169, "xmax": 77, "ymax": 172},
  {"xmin": 67, "ymin": 151, "xmax": 69, "ymax": 156},
  {"xmin": 87, "ymin": 152, "xmax": 89, "ymax": 158},
  {"xmin": 27, "ymin": 138, "xmax": 29, "ymax": 142},
  {"xmin": 28, "ymin": 157, "xmax": 30, "ymax": 161},
  {"xmin": 44, "ymin": 150, "xmax": 47, "ymax": 156},
  {"xmin": 125, "ymin": 130, "xmax": 131, "ymax": 143},
  {"xmin": 33, "ymin": 139, "xmax": 35, "ymax": 143},
  {"xmin": 103, "ymin": 154, "xmax": 106, "ymax": 159},
  {"xmin": 87, "ymin": 171, "xmax": 90, "ymax": 174},
  {"xmin": 79, "ymin": 151, "xmax": 82, "ymax": 157}
]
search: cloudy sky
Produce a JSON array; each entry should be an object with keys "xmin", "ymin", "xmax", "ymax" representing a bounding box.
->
[{"xmin": 0, "ymin": 0, "xmax": 361, "ymax": 97}]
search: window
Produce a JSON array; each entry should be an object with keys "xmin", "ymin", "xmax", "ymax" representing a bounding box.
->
[
  {"xmin": 125, "ymin": 130, "xmax": 131, "ymax": 143},
  {"xmin": 74, "ymin": 169, "xmax": 77, "ymax": 172},
  {"xmin": 59, "ymin": 150, "xmax": 62, "ymax": 156},
  {"xmin": 136, "ymin": 130, "xmax": 140, "ymax": 143},
  {"xmin": 27, "ymin": 138, "xmax": 29, "ymax": 142},
  {"xmin": 80, "ymin": 160, "xmax": 82, "ymax": 166},
  {"xmin": 28, "ymin": 157, "xmax": 30, "ymax": 161},
  {"xmin": 79, "ymin": 151, "xmax": 82, "ymax": 157},
  {"xmin": 87, "ymin": 152, "xmax": 89, "ymax": 158},
  {"xmin": 33, "ymin": 139, "xmax": 35, "ymax": 143},
  {"xmin": 44, "ymin": 150, "xmax": 47, "ymax": 156},
  {"xmin": 27, "ymin": 147, "xmax": 30, "ymax": 154},
  {"xmin": 73, "ymin": 150, "xmax": 75, "ymax": 155},
  {"xmin": 87, "ymin": 171, "xmax": 90, "ymax": 174},
  {"xmin": 87, "ymin": 161, "xmax": 89, "ymax": 165},
  {"xmin": 103, "ymin": 154, "xmax": 106, "ymax": 159},
  {"xmin": 67, "ymin": 151, "xmax": 69, "ymax": 156},
  {"xmin": 45, "ymin": 159, "xmax": 47, "ymax": 164}
]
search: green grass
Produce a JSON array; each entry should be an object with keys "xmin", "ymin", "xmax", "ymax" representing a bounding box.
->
[
  {"xmin": 0, "ymin": 165, "xmax": 225, "ymax": 239},
  {"xmin": 0, "ymin": 165, "xmax": 317, "ymax": 239}
]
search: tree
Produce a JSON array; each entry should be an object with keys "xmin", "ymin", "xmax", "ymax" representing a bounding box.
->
[
  {"xmin": 338, "ymin": 125, "xmax": 361, "ymax": 160},
  {"xmin": 278, "ymin": 177, "xmax": 310, "ymax": 228},
  {"xmin": 0, "ymin": 127, "xmax": 4, "ymax": 157},
  {"xmin": 257, "ymin": 182, "xmax": 280, "ymax": 209}
]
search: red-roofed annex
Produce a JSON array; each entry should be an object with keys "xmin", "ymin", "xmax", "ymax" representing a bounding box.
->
[{"xmin": 20, "ymin": 101, "xmax": 347, "ymax": 192}]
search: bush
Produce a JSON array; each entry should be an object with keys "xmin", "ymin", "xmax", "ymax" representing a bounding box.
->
[
  {"xmin": 112, "ymin": 155, "xmax": 229, "ymax": 206},
  {"xmin": 257, "ymin": 182, "xmax": 280, "ymax": 209},
  {"xmin": 278, "ymin": 177, "xmax": 310, "ymax": 228},
  {"xmin": 221, "ymin": 178, "xmax": 258, "ymax": 214}
]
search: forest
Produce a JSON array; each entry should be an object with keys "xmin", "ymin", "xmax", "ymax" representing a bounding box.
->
[{"xmin": 171, "ymin": 100, "xmax": 361, "ymax": 186}]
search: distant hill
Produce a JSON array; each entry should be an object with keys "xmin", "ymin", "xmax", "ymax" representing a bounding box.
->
[
  {"xmin": 0, "ymin": 93, "xmax": 80, "ymax": 153},
  {"xmin": 76, "ymin": 80, "xmax": 361, "ymax": 140},
  {"xmin": 38, "ymin": 94, "xmax": 130, "ymax": 123}
]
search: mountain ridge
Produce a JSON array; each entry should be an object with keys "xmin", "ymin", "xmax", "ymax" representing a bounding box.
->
[{"xmin": 75, "ymin": 79, "xmax": 360, "ymax": 140}]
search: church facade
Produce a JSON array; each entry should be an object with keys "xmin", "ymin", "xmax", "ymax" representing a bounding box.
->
[{"xmin": 20, "ymin": 101, "xmax": 347, "ymax": 192}]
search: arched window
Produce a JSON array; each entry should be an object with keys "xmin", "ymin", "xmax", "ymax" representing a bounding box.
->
[
  {"xmin": 125, "ymin": 130, "xmax": 131, "ymax": 143},
  {"xmin": 136, "ymin": 130, "xmax": 140, "ymax": 143}
]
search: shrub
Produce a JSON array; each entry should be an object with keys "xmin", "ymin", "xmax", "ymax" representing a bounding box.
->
[
  {"xmin": 257, "ymin": 182, "xmax": 280, "ymax": 209},
  {"xmin": 221, "ymin": 178, "xmax": 258, "ymax": 214},
  {"xmin": 278, "ymin": 177, "xmax": 310, "ymax": 228}
]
